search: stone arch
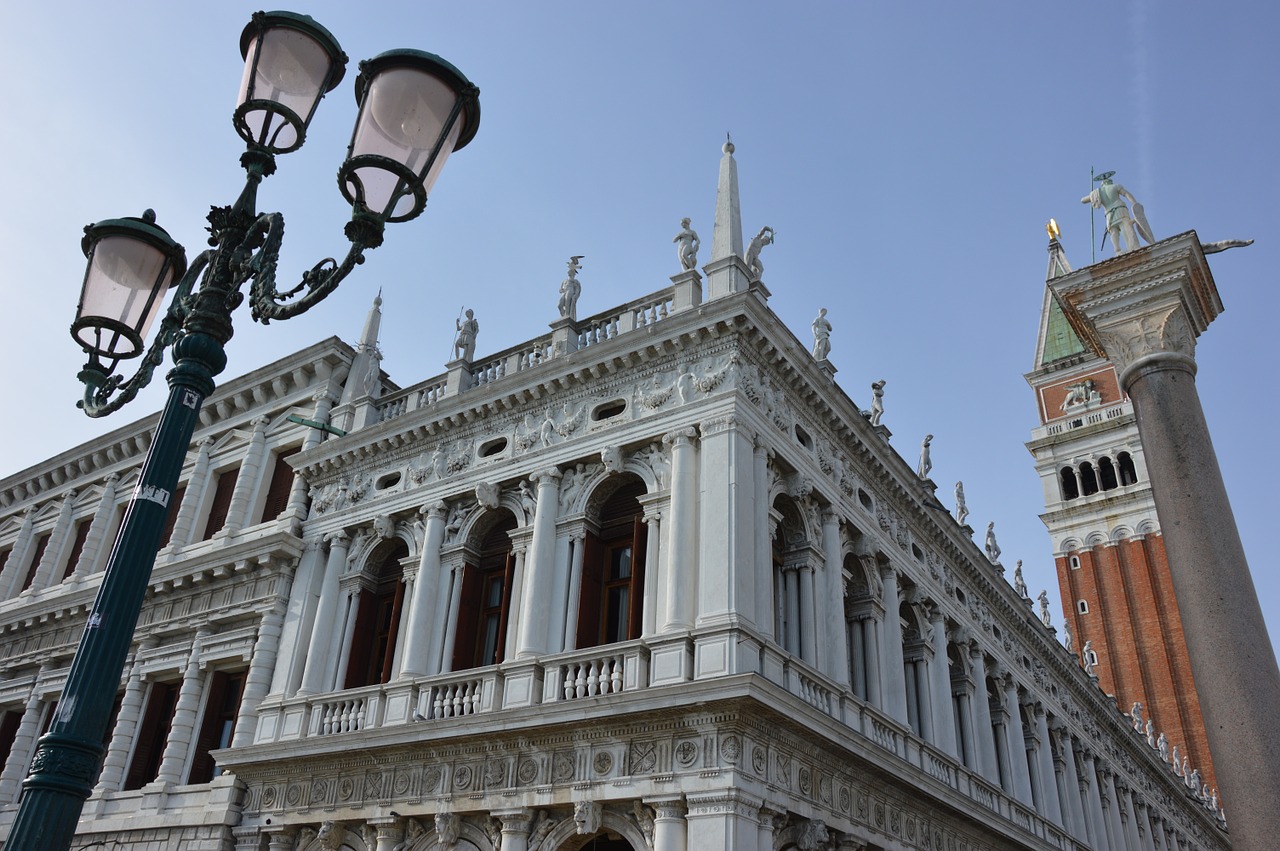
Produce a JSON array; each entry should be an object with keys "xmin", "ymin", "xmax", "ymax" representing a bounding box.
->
[
  {"xmin": 538, "ymin": 807, "xmax": 647, "ymax": 851},
  {"xmin": 1110, "ymin": 525, "xmax": 1133, "ymax": 543},
  {"xmin": 576, "ymin": 473, "xmax": 648, "ymax": 649},
  {"xmin": 582, "ymin": 470, "xmax": 651, "ymax": 523},
  {"xmin": 461, "ymin": 506, "xmax": 521, "ymax": 552},
  {"xmin": 1135, "ymin": 518, "xmax": 1159, "ymax": 535},
  {"xmin": 349, "ymin": 520, "xmax": 418, "ymax": 571},
  {"xmin": 1084, "ymin": 531, "xmax": 1107, "ymax": 548},
  {"xmin": 1059, "ymin": 537, "xmax": 1082, "ymax": 554}
]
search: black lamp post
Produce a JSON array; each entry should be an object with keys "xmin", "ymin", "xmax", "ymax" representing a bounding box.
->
[{"xmin": 7, "ymin": 11, "xmax": 478, "ymax": 850}]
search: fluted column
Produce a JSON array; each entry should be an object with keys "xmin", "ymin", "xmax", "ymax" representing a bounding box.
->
[
  {"xmin": 1056, "ymin": 726, "xmax": 1088, "ymax": 841},
  {"xmin": 222, "ymin": 415, "xmax": 268, "ymax": 535},
  {"xmin": 0, "ymin": 684, "xmax": 44, "ymax": 801},
  {"xmin": 1102, "ymin": 769, "xmax": 1124, "ymax": 851},
  {"xmin": 168, "ymin": 436, "xmax": 214, "ymax": 550},
  {"xmin": 821, "ymin": 511, "xmax": 849, "ymax": 687},
  {"xmin": 0, "ymin": 509, "xmax": 37, "ymax": 599},
  {"xmin": 1033, "ymin": 705, "xmax": 1063, "ymax": 825},
  {"xmin": 440, "ymin": 562, "xmax": 465, "ymax": 671},
  {"xmin": 641, "ymin": 512, "xmax": 662, "ymax": 637},
  {"xmin": 298, "ymin": 531, "xmax": 348, "ymax": 695},
  {"xmin": 399, "ymin": 502, "xmax": 447, "ymax": 677},
  {"xmin": 96, "ymin": 647, "xmax": 151, "ymax": 793},
  {"xmin": 330, "ymin": 581, "xmax": 363, "ymax": 689},
  {"xmin": 516, "ymin": 468, "xmax": 561, "ymax": 659},
  {"xmin": 31, "ymin": 491, "xmax": 77, "ymax": 592},
  {"xmin": 926, "ymin": 606, "xmax": 958, "ymax": 758},
  {"xmin": 1003, "ymin": 677, "xmax": 1034, "ymax": 806},
  {"xmin": 753, "ymin": 439, "xmax": 774, "ymax": 641},
  {"xmin": 662, "ymin": 428, "xmax": 698, "ymax": 632},
  {"xmin": 231, "ymin": 598, "xmax": 286, "ymax": 747},
  {"xmin": 269, "ymin": 536, "xmax": 325, "ymax": 697},
  {"xmin": 1080, "ymin": 751, "xmax": 1108, "ymax": 851},
  {"xmin": 878, "ymin": 565, "xmax": 908, "ymax": 725},
  {"xmin": 155, "ymin": 629, "xmax": 211, "ymax": 785},
  {"xmin": 798, "ymin": 563, "xmax": 817, "ymax": 665},
  {"xmin": 848, "ymin": 614, "xmax": 866, "ymax": 697},
  {"xmin": 1050, "ymin": 235, "xmax": 1280, "ymax": 847},
  {"xmin": 73, "ymin": 474, "xmax": 119, "ymax": 580},
  {"xmin": 652, "ymin": 798, "xmax": 688, "ymax": 851}
]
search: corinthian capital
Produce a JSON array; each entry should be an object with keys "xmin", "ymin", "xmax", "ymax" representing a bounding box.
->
[{"xmin": 1095, "ymin": 306, "xmax": 1196, "ymax": 383}]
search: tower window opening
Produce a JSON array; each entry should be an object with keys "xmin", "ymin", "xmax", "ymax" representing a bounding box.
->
[
  {"xmin": 1059, "ymin": 467, "xmax": 1079, "ymax": 501},
  {"xmin": 1077, "ymin": 599, "xmax": 1089, "ymax": 614},
  {"xmin": 1069, "ymin": 555, "xmax": 1081, "ymax": 570},
  {"xmin": 1118, "ymin": 452, "xmax": 1138, "ymax": 486},
  {"xmin": 1079, "ymin": 462, "xmax": 1099, "ymax": 496},
  {"xmin": 1099, "ymin": 456, "xmax": 1118, "ymax": 491}
]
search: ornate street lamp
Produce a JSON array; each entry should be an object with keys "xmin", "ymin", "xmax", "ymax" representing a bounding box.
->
[{"xmin": 7, "ymin": 12, "xmax": 479, "ymax": 851}]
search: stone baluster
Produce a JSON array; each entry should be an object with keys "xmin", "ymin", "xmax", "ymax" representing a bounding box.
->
[
  {"xmin": 662, "ymin": 428, "xmax": 698, "ymax": 632},
  {"xmin": 155, "ymin": 629, "xmax": 211, "ymax": 785},
  {"xmin": 221, "ymin": 415, "xmax": 269, "ymax": 535},
  {"xmin": 298, "ymin": 531, "xmax": 349, "ymax": 695},
  {"xmin": 73, "ymin": 473, "xmax": 119, "ymax": 580},
  {"xmin": 399, "ymin": 503, "xmax": 447, "ymax": 677},
  {"xmin": 515, "ymin": 468, "xmax": 562, "ymax": 659}
]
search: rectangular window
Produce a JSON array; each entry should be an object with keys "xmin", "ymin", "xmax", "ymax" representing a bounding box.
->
[
  {"xmin": 157, "ymin": 486, "xmax": 186, "ymax": 550},
  {"xmin": 187, "ymin": 669, "xmax": 245, "ymax": 784},
  {"xmin": 20, "ymin": 534, "xmax": 51, "ymax": 592},
  {"xmin": 201, "ymin": 468, "xmax": 240, "ymax": 540},
  {"xmin": 259, "ymin": 448, "xmax": 299, "ymax": 523},
  {"xmin": 602, "ymin": 544, "xmax": 632, "ymax": 646},
  {"xmin": 61, "ymin": 520, "xmax": 92, "ymax": 581},
  {"xmin": 124, "ymin": 681, "xmax": 179, "ymax": 790}
]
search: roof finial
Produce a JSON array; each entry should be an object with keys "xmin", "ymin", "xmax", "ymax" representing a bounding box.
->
[{"xmin": 724, "ymin": 132, "xmax": 734, "ymax": 155}]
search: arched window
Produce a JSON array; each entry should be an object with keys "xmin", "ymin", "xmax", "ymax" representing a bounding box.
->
[
  {"xmin": 576, "ymin": 479, "xmax": 647, "ymax": 649},
  {"xmin": 844, "ymin": 552, "xmax": 877, "ymax": 704},
  {"xmin": 1079, "ymin": 462, "xmax": 1099, "ymax": 496},
  {"xmin": 1059, "ymin": 467, "xmax": 1079, "ymax": 501},
  {"xmin": 453, "ymin": 511, "xmax": 517, "ymax": 671},
  {"xmin": 948, "ymin": 643, "xmax": 975, "ymax": 769},
  {"xmin": 1098, "ymin": 456, "xmax": 1118, "ymax": 491},
  {"xmin": 770, "ymin": 496, "xmax": 812, "ymax": 660},
  {"xmin": 1077, "ymin": 599, "xmax": 1089, "ymax": 614},
  {"xmin": 345, "ymin": 538, "xmax": 409, "ymax": 689},
  {"xmin": 1117, "ymin": 451, "xmax": 1138, "ymax": 486}
]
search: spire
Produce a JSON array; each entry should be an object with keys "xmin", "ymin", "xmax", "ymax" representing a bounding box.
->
[
  {"xmin": 341, "ymin": 292, "xmax": 385, "ymax": 405},
  {"xmin": 711, "ymin": 135, "xmax": 743, "ymax": 261},
  {"xmin": 358, "ymin": 289, "xmax": 383, "ymax": 352},
  {"xmin": 1033, "ymin": 224, "xmax": 1086, "ymax": 368}
]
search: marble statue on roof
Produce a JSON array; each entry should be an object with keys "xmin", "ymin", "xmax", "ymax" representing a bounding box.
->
[
  {"xmin": 811, "ymin": 308, "xmax": 832, "ymax": 359},
  {"xmin": 454, "ymin": 308, "xmax": 478, "ymax": 362},
  {"xmin": 1081, "ymin": 171, "xmax": 1152, "ymax": 255},
  {"xmin": 745, "ymin": 226, "xmax": 774, "ymax": 279},
  {"xmin": 558, "ymin": 256, "xmax": 584, "ymax": 320},
  {"xmin": 674, "ymin": 218, "xmax": 700, "ymax": 271}
]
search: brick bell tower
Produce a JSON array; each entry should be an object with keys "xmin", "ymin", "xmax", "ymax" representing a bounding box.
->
[{"xmin": 1024, "ymin": 225, "xmax": 1216, "ymax": 790}]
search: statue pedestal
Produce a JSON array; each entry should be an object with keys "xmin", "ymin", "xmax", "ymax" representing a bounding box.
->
[
  {"xmin": 702, "ymin": 254, "xmax": 752, "ymax": 301},
  {"xmin": 445, "ymin": 358, "xmax": 472, "ymax": 396},
  {"xmin": 816, "ymin": 358, "xmax": 837, "ymax": 379},
  {"xmin": 670, "ymin": 269, "xmax": 703, "ymax": 314},
  {"xmin": 549, "ymin": 317, "xmax": 578, "ymax": 356}
]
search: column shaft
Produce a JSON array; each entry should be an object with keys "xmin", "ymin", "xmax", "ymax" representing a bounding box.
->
[
  {"xmin": 662, "ymin": 430, "xmax": 698, "ymax": 631},
  {"xmin": 298, "ymin": 533, "xmax": 348, "ymax": 695},
  {"xmin": 0, "ymin": 690, "xmax": 44, "ymax": 802},
  {"xmin": 515, "ymin": 470, "xmax": 561, "ymax": 658},
  {"xmin": 821, "ymin": 512, "xmax": 849, "ymax": 686},
  {"xmin": 879, "ymin": 567, "xmax": 908, "ymax": 725},
  {"xmin": 399, "ymin": 504, "xmax": 446, "ymax": 677},
  {"xmin": 1034, "ymin": 708, "xmax": 1063, "ymax": 825},
  {"xmin": 1003, "ymin": 681, "xmax": 1034, "ymax": 806},
  {"xmin": 222, "ymin": 416, "xmax": 268, "ymax": 535},
  {"xmin": 798, "ymin": 566, "xmax": 817, "ymax": 665},
  {"xmin": 73, "ymin": 474, "xmax": 119, "ymax": 580},
  {"xmin": 231, "ymin": 602, "xmax": 286, "ymax": 747},
  {"xmin": 155, "ymin": 630, "xmax": 209, "ymax": 785},
  {"xmin": 927, "ymin": 610, "xmax": 957, "ymax": 757}
]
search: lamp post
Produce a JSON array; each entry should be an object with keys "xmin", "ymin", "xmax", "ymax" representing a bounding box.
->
[{"xmin": 6, "ymin": 12, "xmax": 479, "ymax": 851}]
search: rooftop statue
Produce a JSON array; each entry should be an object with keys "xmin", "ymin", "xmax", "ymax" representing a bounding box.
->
[
  {"xmin": 954, "ymin": 481, "xmax": 969, "ymax": 526},
  {"xmin": 558, "ymin": 256, "xmax": 584, "ymax": 321},
  {"xmin": 985, "ymin": 522, "xmax": 1001, "ymax": 564},
  {"xmin": 1082, "ymin": 640, "xmax": 1096, "ymax": 676},
  {"xmin": 1062, "ymin": 617, "xmax": 1074, "ymax": 652},
  {"xmin": 811, "ymin": 308, "xmax": 832, "ymax": 360},
  {"xmin": 917, "ymin": 434, "xmax": 933, "ymax": 478},
  {"xmin": 745, "ymin": 225, "xmax": 775, "ymax": 279},
  {"xmin": 1038, "ymin": 590, "xmax": 1052, "ymax": 627},
  {"xmin": 868, "ymin": 379, "xmax": 886, "ymax": 427},
  {"xmin": 1081, "ymin": 171, "xmax": 1153, "ymax": 255},
  {"xmin": 1013, "ymin": 560, "xmax": 1028, "ymax": 599},
  {"xmin": 674, "ymin": 218, "xmax": 700, "ymax": 271},
  {"xmin": 453, "ymin": 308, "xmax": 478, "ymax": 362}
]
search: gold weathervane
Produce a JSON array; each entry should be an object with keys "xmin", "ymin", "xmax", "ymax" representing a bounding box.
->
[{"xmin": 1046, "ymin": 218, "xmax": 1061, "ymax": 240}]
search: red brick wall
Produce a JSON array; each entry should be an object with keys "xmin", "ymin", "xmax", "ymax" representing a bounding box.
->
[{"xmin": 1057, "ymin": 533, "xmax": 1216, "ymax": 790}]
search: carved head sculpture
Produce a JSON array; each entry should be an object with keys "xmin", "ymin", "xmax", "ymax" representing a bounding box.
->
[
  {"xmin": 317, "ymin": 821, "xmax": 344, "ymax": 851},
  {"xmin": 435, "ymin": 811, "xmax": 461, "ymax": 847},
  {"xmin": 573, "ymin": 800, "xmax": 603, "ymax": 835}
]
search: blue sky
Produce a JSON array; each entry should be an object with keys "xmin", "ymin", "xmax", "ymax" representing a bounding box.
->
[{"xmin": 0, "ymin": 1, "xmax": 1276, "ymax": 656}]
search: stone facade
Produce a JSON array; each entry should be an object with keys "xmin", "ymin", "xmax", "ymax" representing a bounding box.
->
[{"xmin": 0, "ymin": 156, "xmax": 1230, "ymax": 851}]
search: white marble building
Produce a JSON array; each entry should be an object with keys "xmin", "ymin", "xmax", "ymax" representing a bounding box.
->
[{"xmin": 0, "ymin": 146, "xmax": 1228, "ymax": 851}]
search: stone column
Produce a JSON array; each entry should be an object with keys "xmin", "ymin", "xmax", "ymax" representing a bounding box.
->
[
  {"xmin": 652, "ymin": 798, "xmax": 688, "ymax": 851},
  {"xmin": 1051, "ymin": 234, "xmax": 1280, "ymax": 847},
  {"xmin": 697, "ymin": 415, "xmax": 757, "ymax": 628},
  {"xmin": 231, "ymin": 598, "xmax": 287, "ymax": 747},
  {"xmin": 1080, "ymin": 750, "xmax": 1108, "ymax": 851},
  {"xmin": 264, "ymin": 828, "xmax": 297, "ymax": 851},
  {"xmin": 969, "ymin": 645, "xmax": 998, "ymax": 785},
  {"xmin": 798, "ymin": 563, "xmax": 818, "ymax": 665},
  {"xmin": 1102, "ymin": 769, "xmax": 1124, "ymax": 851},
  {"xmin": 96, "ymin": 647, "xmax": 151, "ymax": 792},
  {"xmin": 686, "ymin": 790, "xmax": 759, "ymax": 850},
  {"xmin": 298, "ymin": 531, "xmax": 349, "ymax": 695},
  {"xmin": 821, "ymin": 511, "xmax": 849, "ymax": 687},
  {"xmin": 1121, "ymin": 787, "xmax": 1144, "ymax": 851},
  {"xmin": 878, "ymin": 565, "xmax": 908, "ymax": 725},
  {"xmin": 848, "ymin": 615, "xmax": 866, "ymax": 697},
  {"xmin": 926, "ymin": 606, "xmax": 958, "ymax": 758},
  {"xmin": 1056, "ymin": 726, "xmax": 1088, "ymax": 841},
  {"xmin": 330, "ymin": 581, "xmax": 363, "ymax": 689},
  {"xmin": 496, "ymin": 809, "xmax": 533, "ymax": 851},
  {"xmin": 1032, "ymin": 705, "xmax": 1063, "ymax": 825},
  {"xmin": 0, "ymin": 509, "xmax": 36, "ymax": 599},
  {"xmin": 863, "ymin": 605, "xmax": 883, "ymax": 709},
  {"xmin": 782, "ymin": 567, "xmax": 801, "ymax": 655},
  {"xmin": 284, "ymin": 390, "xmax": 337, "ymax": 523},
  {"xmin": 0, "ymin": 684, "xmax": 43, "ymax": 802},
  {"xmin": 399, "ymin": 502, "xmax": 447, "ymax": 677},
  {"xmin": 559, "ymin": 534, "xmax": 584, "ymax": 651},
  {"xmin": 515, "ymin": 468, "xmax": 561, "ymax": 658},
  {"xmin": 641, "ymin": 512, "xmax": 662, "ymax": 637},
  {"xmin": 73, "ymin": 473, "xmax": 119, "ymax": 580},
  {"xmin": 222, "ymin": 415, "xmax": 268, "ymax": 535},
  {"xmin": 662, "ymin": 428, "xmax": 698, "ymax": 632},
  {"xmin": 439, "ymin": 562, "xmax": 465, "ymax": 671},
  {"xmin": 168, "ymin": 436, "xmax": 214, "ymax": 550},
  {"xmin": 1002, "ymin": 678, "xmax": 1034, "ymax": 806},
  {"xmin": 31, "ymin": 491, "xmax": 77, "ymax": 592},
  {"xmin": 155, "ymin": 628, "xmax": 211, "ymax": 785},
  {"xmin": 271, "ymin": 536, "xmax": 325, "ymax": 697},
  {"xmin": 369, "ymin": 818, "xmax": 403, "ymax": 851},
  {"xmin": 753, "ymin": 439, "xmax": 774, "ymax": 641}
]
